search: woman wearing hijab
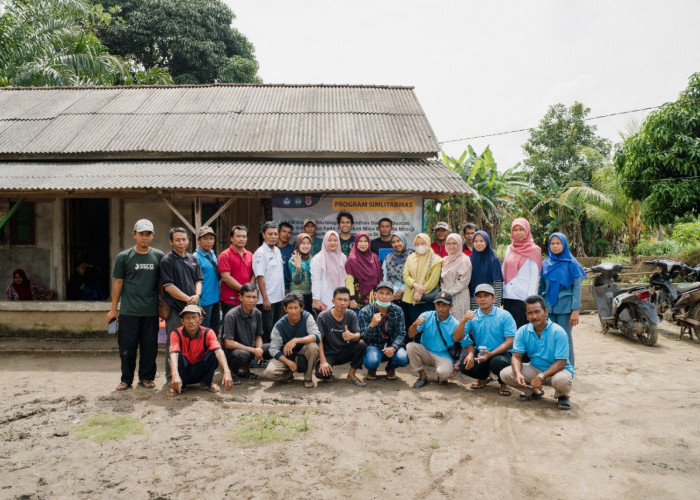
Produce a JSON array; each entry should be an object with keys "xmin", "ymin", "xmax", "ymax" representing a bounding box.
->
[
  {"xmin": 5, "ymin": 269, "xmax": 53, "ymax": 301},
  {"xmin": 289, "ymin": 233, "xmax": 314, "ymax": 313},
  {"xmin": 402, "ymin": 233, "xmax": 442, "ymax": 323},
  {"xmin": 539, "ymin": 232, "xmax": 586, "ymax": 368},
  {"xmin": 469, "ymin": 231, "xmax": 504, "ymax": 309},
  {"xmin": 441, "ymin": 233, "xmax": 472, "ymax": 320},
  {"xmin": 310, "ymin": 231, "xmax": 347, "ymax": 313},
  {"xmin": 502, "ymin": 218, "xmax": 543, "ymax": 328},
  {"xmin": 345, "ymin": 231, "xmax": 383, "ymax": 311},
  {"xmin": 382, "ymin": 231, "xmax": 414, "ymax": 328}
]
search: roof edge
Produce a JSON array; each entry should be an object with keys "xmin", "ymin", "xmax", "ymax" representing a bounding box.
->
[{"xmin": 0, "ymin": 83, "xmax": 416, "ymax": 91}]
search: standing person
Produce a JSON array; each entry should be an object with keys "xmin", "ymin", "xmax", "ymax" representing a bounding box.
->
[
  {"xmin": 382, "ymin": 231, "xmax": 413, "ymax": 330},
  {"xmin": 359, "ymin": 281, "xmax": 409, "ymax": 380},
  {"xmin": 277, "ymin": 221, "xmax": 295, "ymax": 292},
  {"xmin": 218, "ymin": 225, "xmax": 254, "ymax": 318},
  {"xmin": 370, "ymin": 217, "xmax": 394, "ymax": 261},
  {"xmin": 194, "ymin": 226, "xmax": 220, "ymax": 334},
  {"xmin": 345, "ymin": 231, "xmax": 383, "ymax": 313},
  {"xmin": 5, "ymin": 269, "xmax": 53, "ymax": 301},
  {"xmin": 441, "ymin": 233, "xmax": 472, "ymax": 321},
  {"xmin": 469, "ymin": 231, "xmax": 504, "ymax": 310},
  {"xmin": 310, "ymin": 231, "xmax": 347, "ymax": 313},
  {"xmin": 431, "ymin": 221, "xmax": 450, "ymax": 257},
  {"xmin": 315, "ymin": 287, "xmax": 367, "ymax": 386},
  {"xmin": 337, "ymin": 211, "xmax": 355, "ymax": 257},
  {"xmin": 406, "ymin": 292, "xmax": 461, "ymax": 388},
  {"xmin": 462, "ymin": 223, "xmax": 477, "ymax": 256},
  {"xmin": 500, "ymin": 295, "xmax": 574, "ymax": 410},
  {"xmin": 402, "ymin": 233, "xmax": 442, "ymax": 323},
  {"xmin": 453, "ymin": 284, "xmax": 517, "ymax": 395},
  {"xmin": 222, "ymin": 283, "xmax": 268, "ymax": 383},
  {"xmin": 160, "ymin": 227, "xmax": 203, "ymax": 381},
  {"xmin": 264, "ymin": 293, "xmax": 321, "ymax": 388},
  {"xmin": 539, "ymin": 233, "xmax": 586, "ymax": 368},
  {"xmin": 289, "ymin": 233, "xmax": 313, "ymax": 313},
  {"xmin": 303, "ymin": 217, "xmax": 323, "ymax": 256},
  {"xmin": 502, "ymin": 218, "xmax": 542, "ymax": 328},
  {"xmin": 108, "ymin": 219, "xmax": 164, "ymax": 391},
  {"xmin": 253, "ymin": 221, "xmax": 285, "ymax": 342}
]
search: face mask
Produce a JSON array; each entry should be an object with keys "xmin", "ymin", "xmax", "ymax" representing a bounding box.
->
[
  {"xmin": 416, "ymin": 245, "xmax": 428, "ymax": 255},
  {"xmin": 375, "ymin": 299, "xmax": 392, "ymax": 308}
]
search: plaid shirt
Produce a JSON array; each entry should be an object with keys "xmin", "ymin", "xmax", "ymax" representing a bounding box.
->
[{"xmin": 359, "ymin": 303, "xmax": 406, "ymax": 350}]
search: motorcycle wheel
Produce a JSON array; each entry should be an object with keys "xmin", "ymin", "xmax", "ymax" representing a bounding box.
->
[
  {"xmin": 691, "ymin": 303, "xmax": 700, "ymax": 344},
  {"xmin": 637, "ymin": 323, "xmax": 658, "ymax": 347}
]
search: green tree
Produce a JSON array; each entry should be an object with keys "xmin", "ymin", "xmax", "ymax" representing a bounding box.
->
[
  {"xmin": 0, "ymin": 0, "xmax": 129, "ymax": 86},
  {"xmin": 614, "ymin": 72, "xmax": 700, "ymax": 226},
  {"xmin": 523, "ymin": 102, "xmax": 612, "ymax": 188},
  {"xmin": 93, "ymin": 0, "xmax": 261, "ymax": 84}
]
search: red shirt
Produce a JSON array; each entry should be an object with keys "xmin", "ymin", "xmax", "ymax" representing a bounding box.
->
[
  {"xmin": 218, "ymin": 246, "xmax": 254, "ymax": 305},
  {"xmin": 462, "ymin": 247, "xmax": 472, "ymax": 256},
  {"xmin": 169, "ymin": 326, "xmax": 221, "ymax": 364},
  {"xmin": 431, "ymin": 241, "xmax": 448, "ymax": 258}
]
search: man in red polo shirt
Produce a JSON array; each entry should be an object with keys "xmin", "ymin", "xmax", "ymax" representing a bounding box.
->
[
  {"xmin": 168, "ymin": 304, "xmax": 233, "ymax": 396},
  {"xmin": 219, "ymin": 225, "xmax": 254, "ymax": 319}
]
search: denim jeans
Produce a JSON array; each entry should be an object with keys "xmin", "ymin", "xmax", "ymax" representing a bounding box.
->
[
  {"xmin": 363, "ymin": 345, "xmax": 409, "ymax": 371},
  {"xmin": 176, "ymin": 350, "xmax": 218, "ymax": 387},
  {"xmin": 201, "ymin": 302, "xmax": 221, "ymax": 335}
]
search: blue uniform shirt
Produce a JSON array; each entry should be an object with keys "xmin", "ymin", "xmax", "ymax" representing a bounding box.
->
[
  {"xmin": 416, "ymin": 310, "xmax": 461, "ymax": 359},
  {"xmin": 195, "ymin": 247, "xmax": 219, "ymax": 307},
  {"xmin": 513, "ymin": 319, "xmax": 574, "ymax": 376},
  {"xmin": 462, "ymin": 306, "xmax": 517, "ymax": 352}
]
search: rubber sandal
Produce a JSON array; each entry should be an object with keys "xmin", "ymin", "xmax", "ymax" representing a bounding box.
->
[
  {"xmin": 166, "ymin": 388, "xmax": 179, "ymax": 397},
  {"xmin": 137, "ymin": 380, "xmax": 155, "ymax": 389},
  {"xmin": 232, "ymin": 375, "xmax": 242, "ymax": 385},
  {"xmin": 557, "ymin": 397, "xmax": 572, "ymax": 410},
  {"xmin": 303, "ymin": 380, "xmax": 315, "ymax": 389},
  {"xmin": 385, "ymin": 370, "xmax": 397, "ymax": 381},
  {"xmin": 518, "ymin": 392, "xmax": 541, "ymax": 402},
  {"xmin": 366, "ymin": 370, "xmax": 377, "ymax": 380},
  {"xmin": 237, "ymin": 371, "xmax": 259, "ymax": 380},
  {"xmin": 470, "ymin": 376, "xmax": 493, "ymax": 390},
  {"xmin": 499, "ymin": 387, "xmax": 512, "ymax": 396},
  {"xmin": 346, "ymin": 378, "xmax": 366, "ymax": 387},
  {"xmin": 116, "ymin": 382, "xmax": 132, "ymax": 392},
  {"xmin": 200, "ymin": 383, "xmax": 220, "ymax": 393}
]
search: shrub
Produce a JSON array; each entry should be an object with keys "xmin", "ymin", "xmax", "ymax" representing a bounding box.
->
[
  {"xmin": 635, "ymin": 240, "xmax": 683, "ymax": 257},
  {"xmin": 674, "ymin": 246, "xmax": 700, "ymax": 266}
]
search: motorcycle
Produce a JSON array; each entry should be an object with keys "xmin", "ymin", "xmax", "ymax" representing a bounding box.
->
[
  {"xmin": 588, "ymin": 263, "xmax": 660, "ymax": 346},
  {"xmin": 644, "ymin": 259, "xmax": 700, "ymax": 342}
]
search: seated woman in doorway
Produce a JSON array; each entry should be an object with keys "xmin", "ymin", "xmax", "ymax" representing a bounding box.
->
[
  {"xmin": 345, "ymin": 232, "xmax": 383, "ymax": 313},
  {"xmin": 402, "ymin": 233, "xmax": 442, "ymax": 324},
  {"xmin": 5, "ymin": 269, "xmax": 54, "ymax": 301},
  {"xmin": 310, "ymin": 231, "xmax": 347, "ymax": 314},
  {"xmin": 289, "ymin": 233, "xmax": 314, "ymax": 313}
]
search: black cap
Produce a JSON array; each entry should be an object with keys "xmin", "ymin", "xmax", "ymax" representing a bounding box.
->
[
  {"xmin": 434, "ymin": 291, "xmax": 453, "ymax": 305},
  {"xmin": 375, "ymin": 281, "xmax": 394, "ymax": 293}
]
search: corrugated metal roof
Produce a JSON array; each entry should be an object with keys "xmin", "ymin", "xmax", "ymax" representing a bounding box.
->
[
  {"xmin": 0, "ymin": 159, "xmax": 473, "ymax": 195},
  {"xmin": 0, "ymin": 85, "xmax": 440, "ymax": 159}
]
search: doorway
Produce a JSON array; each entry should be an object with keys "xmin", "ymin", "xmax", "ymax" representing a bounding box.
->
[{"xmin": 67, "ymin": 199, "xmax": 110, "ymax": 300}]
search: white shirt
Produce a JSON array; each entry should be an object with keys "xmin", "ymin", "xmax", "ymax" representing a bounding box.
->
[
  {"xmin": 253, "ymin": 244, "xmax": 285, "ymax": 304},
  {"xmin": 502, "ymin": 247, "xmax": 540, "ymax": 301}
]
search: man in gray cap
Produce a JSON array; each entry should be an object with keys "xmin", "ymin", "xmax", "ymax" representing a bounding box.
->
[
  {"xmin": 194, "ymin": 225, "xmax": 221, "ymax": 334},
  {"xmin": 303, "ymin": 217, "xmax": 323, "ymax": 256},
  {"xmin": 431, "ymin": 221, "xmax": 450, "ymax": 257},
  {"xmin": 407, "ymin": 291, "xmax": 462, "ymax": 388},
  {"xmin": 108, "ymin": 219, "xmax": 164, "ymax": 391},
  {"xmin": 452, "ymin": 283, "xmax": 517, "ymax": 395}
]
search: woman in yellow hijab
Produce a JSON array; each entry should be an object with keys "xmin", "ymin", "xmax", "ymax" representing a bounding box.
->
[{"xmin": 402, "ymin": 233, "xmax": 443, "ymax": 323}]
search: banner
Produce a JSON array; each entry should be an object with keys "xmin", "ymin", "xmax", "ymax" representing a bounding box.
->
[{"xmin": 272, "ymin": 194, "xmax": 424, "ymax": 243}]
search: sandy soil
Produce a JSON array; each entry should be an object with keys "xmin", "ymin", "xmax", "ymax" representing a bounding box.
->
[{"xmin": 1, "ymin": 314, "xmax": 699, "ymax": 499}]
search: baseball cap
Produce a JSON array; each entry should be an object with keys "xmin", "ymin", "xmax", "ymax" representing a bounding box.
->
[
  {"xmin": 133, "ymin": 219, "xmax": 154, "ymax": 233},
  {"xmin": 474, "ymin": 283, "xmax": 495, "ymax": 296},
  {"xmin": 196, "ymin": 225, "xmax": 215, "ymax": 239},
  {"xmin": 434, "ymin": 291, "xmax": 453, "ymax": 305},
  {"xmin": 434, "ymin": 222, "xmax": 450, "ymax": 231},
  {"xmin": 375, "ymin": 281, "xmax": 394, "ymax": 293},
  {"xmin": 303, "ymin": 217, "xmax": 317, "ymax": 227},
  {"xmin": 179, "ymin": 304, "xmax": 203, "ymax": 317}
]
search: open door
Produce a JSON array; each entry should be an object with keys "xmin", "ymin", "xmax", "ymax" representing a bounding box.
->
[{"xmin": 66, "ymin": 199, "xmax": 110, "ymax": 300}]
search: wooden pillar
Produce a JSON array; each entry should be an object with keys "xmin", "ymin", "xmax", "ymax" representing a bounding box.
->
[{"xmin": 51, "ymin": 198, "xmax": 65, "ymax": 299}]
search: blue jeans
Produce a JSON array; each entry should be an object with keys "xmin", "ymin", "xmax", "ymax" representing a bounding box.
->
[
  {"xmin": 550, "ymin": 313, "xmax": 574, "ymax": 368},
  {"xmin": 363, "ymin": 345, "xmax": 409, "ymax": 371},
  {"xmin": 177, "ymin": 350, "xmax": 218, "ymax": 387},
  {"xmin": 201, "ymin": 302, "xmax": 220, "ymax": 335}
]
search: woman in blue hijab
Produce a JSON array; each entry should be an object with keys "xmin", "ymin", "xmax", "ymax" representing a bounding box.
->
[
  {"xmin": 539, "ymin": 232, "xmax": 586, "ymax": 367},
  {"xmin": 469, "ymin": 231, "xmax": 504, "ymax": 310}
]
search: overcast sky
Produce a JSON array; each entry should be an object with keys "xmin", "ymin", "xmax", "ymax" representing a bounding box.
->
[{"xmin": 228, "ymin": 1, "xmax": 700, "ymax": 169}]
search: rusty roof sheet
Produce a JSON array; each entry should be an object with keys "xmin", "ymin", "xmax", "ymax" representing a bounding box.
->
[
  {"xmin": 0, "ymin": 85, "xmax": 439, "ymax": 159},
  {"xmin": 0, "ymin": 159, "xmax": 473, "ymax": 195}
]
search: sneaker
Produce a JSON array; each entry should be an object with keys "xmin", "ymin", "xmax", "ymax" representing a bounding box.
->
[{"xmin": 412, "ymin": 377, "xmax": 428, "ymax": 389}]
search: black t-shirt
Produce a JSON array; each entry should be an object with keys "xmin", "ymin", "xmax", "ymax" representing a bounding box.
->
[
  {"xmin": 160, "ymin": 250, "xmax": 203, "ymax": 312},
  {"xmin": 222, "ymin": 305, "xmax": 263, "ymax": 347},
  {"xmin": 316, "ymin": 308, "xmax": 360, "ymax": 358},
  {"xmin": 370, "ymin": 237, "xmax": 393, "ymax": 256}
]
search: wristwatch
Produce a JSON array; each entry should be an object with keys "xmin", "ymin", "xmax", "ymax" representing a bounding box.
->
[{"xmin": 537, "ymin": 372, "xmax": 545, "ymax": 380}]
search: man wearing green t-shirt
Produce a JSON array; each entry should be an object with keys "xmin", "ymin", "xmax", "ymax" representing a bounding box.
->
[{"xmin": 108, "ymin": 219, "xmax": 164, "ymax": 391}]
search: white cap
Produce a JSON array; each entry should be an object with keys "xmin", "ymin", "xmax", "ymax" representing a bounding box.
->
[{"xmin": 133, "ymin": 219, "xmax": 154, "ymax": 232}]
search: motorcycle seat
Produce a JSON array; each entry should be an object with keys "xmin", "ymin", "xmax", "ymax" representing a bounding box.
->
[{"xmin": 676, "ymin": 283, "xmax": 700, "ymax": 293}]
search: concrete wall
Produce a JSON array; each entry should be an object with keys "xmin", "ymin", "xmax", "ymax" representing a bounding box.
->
[{"xmin": 0, "ymin": 301, "xmax": 111, "ymax": 337}]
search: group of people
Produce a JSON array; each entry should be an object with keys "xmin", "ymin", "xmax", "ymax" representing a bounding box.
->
[{"xmin": 107, "ymin": 213, "xmax": 585, "ymax": 410}]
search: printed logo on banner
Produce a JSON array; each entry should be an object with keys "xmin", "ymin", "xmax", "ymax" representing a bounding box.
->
[
  {"xmin": 294, "ymin": 197, "xmax": 303, "ymax": 207},
  {"xmin": 282, "ymin": 196, "xmax": 292, "ymax": 206},
  {"xmin": 305, "ymin": 196, "xmax": 313, "ymax": 206}
]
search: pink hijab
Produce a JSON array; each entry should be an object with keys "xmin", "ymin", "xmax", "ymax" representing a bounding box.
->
[
  {"xmin": 316, "ymin": 230, "xmax": 346, "ymax": 289},
  {"xmin": 441, "ymin": 233, "xmax": 471, "ymax": 277},
  {"xmin": 345, "ymin": 232, "xmax": 382, "ymax": 297},
  {"xmin": 502, "ymin": 218, "xmax": 542, "ymax": 284}
]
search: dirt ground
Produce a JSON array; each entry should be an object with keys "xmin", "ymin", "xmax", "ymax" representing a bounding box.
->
[{"xmin": 1, "ymin": 314, "xmax": 699, "ymax": 499}]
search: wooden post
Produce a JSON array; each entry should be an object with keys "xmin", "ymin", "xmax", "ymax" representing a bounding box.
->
[{"xmin": 162, "ymin": 198, "xmax": 196, "ymax": 234}]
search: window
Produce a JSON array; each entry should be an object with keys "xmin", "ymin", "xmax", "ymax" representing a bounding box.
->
[{"xmin": 8, "ymin": 201, "xmax": 35, "ymax": 245}]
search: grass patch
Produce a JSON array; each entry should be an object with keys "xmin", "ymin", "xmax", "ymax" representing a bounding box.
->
[
  {"xmin": 429, "ymin": 440, "xmax": 440, "ymax": 449},
  {"xmin": 230, "ymin": 411, "xmax": 311, "ymax": 444},
  {"xmin": 74, "ymin": 414, "xmax": 145, "ymax": 442}
]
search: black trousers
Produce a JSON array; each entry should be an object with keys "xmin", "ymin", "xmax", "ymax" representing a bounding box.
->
[
  {"xmin": 257, "ymin": 301, "xmax": 283, "ymax": 343},
  {"xmin": 315, "ymin": 340, "xmax": 367, "ymax": 379},
  {"xmin": 225, "ymin": 343, "xmax": 271, "ymax": 373},
  {"xmin": 503, "ymin": 298, "xmax": 528, "ymax": 329},
  {"xmin": 177, "ymin": 351, "xmax": 218, "ymax": 387},
  {"xmin": 460, "ymin": 352, "xmax": 512, "ymax": 385},
  {"xmin": 118, "ymin": 314, "xmax": 159, "ymax": 384}
]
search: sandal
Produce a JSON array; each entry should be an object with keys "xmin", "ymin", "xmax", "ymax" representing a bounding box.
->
[
  {"xmin": 557, "ymin": 396, "xmax": 572, "ymax": 410},
  {"xmin": 237, "ymin": 371, "xmax": 259, "ymax": 380},
  {"xmin": 346, "ymin": 377, "xmax": 366, "ymax": 387},
  {"xmin": 138, "ymin": 380, "xmax": 155, "ymax": 389},
  {"xmin": 470, "ymin": 377, "xmax": 493, "ymax": 390},
  {"xmin": 518, "ymin": 392, "xmax": 541, "ymax": 402},
  {"xmin": 304, "ymin": 380, "xmax": 315, "ymax": 389},
  {"xmin": 499, "ymin": 386, "xmax": 512, "ymax": 396},
  {"xmin": 116, "ymin": 382, "xmax": 132, "ymax": 392},
  {"xmin": 366, "ymin": 370, "xmax": 377, "ymax": 380},
  {"xmin": 232, "ymin": 375, "xmax": 242, "ymax": 385},
  {"xmin": 385, "ymin": 370, "xmax": 397, "ymax": 381},
  {"xmin": 200, "ymin": 383, "xmax": 220, "ymax": 393},
  {"xmin": 166, "ymin": 387, "xmax": 179, "ymax": 397}
]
